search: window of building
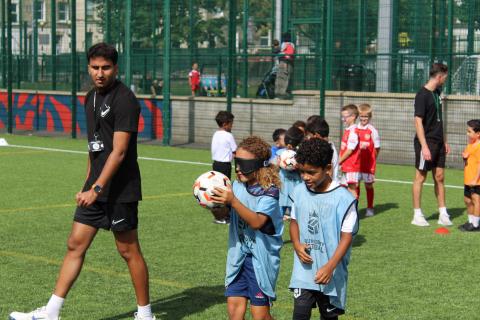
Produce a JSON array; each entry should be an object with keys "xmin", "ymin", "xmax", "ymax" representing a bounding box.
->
[
  {"xmin": 35, "ymin": 0, "xmax": 46, "ymax": 22},
  {"xmin": 58, "ymin": 2, "xmax": 69, "ymax": 22},
  {"xmin": 11, "ymin": 1, "xmax": 19, "ymax": 24},
  {"xmin": 39, "ymin": 34, "xmax": 49, "ymax": 45}
]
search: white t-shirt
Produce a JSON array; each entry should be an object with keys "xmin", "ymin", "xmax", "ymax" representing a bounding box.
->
[
  {"xmin": 211, "ymin": 130, "xmax": 237, "ymax": 162},
  {"xmin": 290, "ymin": 181, "xmax": 358, "ymax": 233},
  {"xmin": 330, "ymin": 141, "xmax": 340, "ymax": 183}
]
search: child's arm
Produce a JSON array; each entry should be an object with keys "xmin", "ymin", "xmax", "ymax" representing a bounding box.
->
[
  {"xmin": 338, "ymin": 149, "xmax": 353, "ymax": 165},
  {"xmin": 212, "ymin": 186, "xmax": 269, "ymax": 229},
  {"xmin": 314, "ymin": 231, "xmax": 353, "ymax": 284},
  {"xmin": 375, "ymin": 147, "xmax": 381, "ymax": 158},
  {"xmin": 290, "ymin": 219, "xmax": 313, "ymax": 264},
  {"xmin": 338, "ymin": 130, "xmax": 358, "ymax": 165}
]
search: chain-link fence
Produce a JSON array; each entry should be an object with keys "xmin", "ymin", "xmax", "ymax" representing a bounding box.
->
[{"xmin": 1, "ymin": 0, "xmax": 480, "ymax": 145}]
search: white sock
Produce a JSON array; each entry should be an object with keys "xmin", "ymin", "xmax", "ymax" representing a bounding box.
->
[
  {"xmin": 414, "ymin": 208, "xmax": 423, "ymax": 217},
  {"xmin": 439, "ymin": 207, "xmax": 449, "ymax": 216},
  {"xmin": 137, "ymin": 304, "xmax": 153, "ymax": 319},
  {"xmin": 472, "ymin": 216, "xmax": 480, "ymax": 228},
  {"xmin": 45, "ymin": 294, "xmax": 64, "ymax": 319},
  {"xmin": 468, "ymin": 214, "xmax": 474, "ymax": 223}
]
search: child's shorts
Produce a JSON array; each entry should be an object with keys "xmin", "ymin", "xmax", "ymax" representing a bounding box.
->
[
  {"xmin": 342, "ymin": 172, "xmax": 375, "ymax": 184},
  {"xmin": 225, "ymin": 255, "xmax": 271, "ymax": 306},
  {"xmin": 292, "ymin": 288, "xmax": 345, "ymax": 319},
  {"xmin": 464, "ymin": 185, "xmax": 480, "ymax": 197}
]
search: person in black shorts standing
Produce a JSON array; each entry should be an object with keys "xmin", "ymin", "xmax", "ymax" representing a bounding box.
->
[
  {"xmin": 411, "ymin": 63, "xmax": 452, "ymax": 228},
  {"xmin": 9, "ymin": 43, "xmax": 155, "ymax": 320}
]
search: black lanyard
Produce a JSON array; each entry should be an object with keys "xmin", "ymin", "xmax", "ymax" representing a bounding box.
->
[
  {"xmin": 92, "ymin": 91, "xmax": 112, "ymax": 137},
  {"xmin": 431, "ymin": 92, "xmax": 442, "ymax": 122}
]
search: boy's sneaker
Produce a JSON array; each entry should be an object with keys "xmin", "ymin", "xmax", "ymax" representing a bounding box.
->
[
  {"xmin": 411, "ymin": 214, "xmax": 430, "ymax": 227},
  {"xmin": 213, "ymin": 218, "xmax": 229, "ymax": 225},
  {"xmin": 9, "ymin": 306, "xmax": 59, "ymax": 320},
  {"xmin": 133, "ymin": 313, "xmax": 156, "ymax": 320},
  {"xmin": 365, "ymin": 208, "xmax": 375, "ymax": 217},
  {"xmin": 438, "ymin": 214, "xmax": 453, "ymax": 226},
  {"xmin": 458, "ymin": 222, "xmax": 480, "ymax": 232}
]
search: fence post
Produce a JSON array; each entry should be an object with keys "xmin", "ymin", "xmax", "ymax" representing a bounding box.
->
[
  {"xmin": 7, "ymin": 0, "xmax": 12, "ymax": 133},
  {"xmin": 319, "ymin": 0, "xmax": 328, "ymax": 118},
  {"xmin": 227, "ymin": 0, "xmax": 236, "ymax": 111},
  {"xmin": 71, "ymin": 0, "xmax": 77, "ymax": 139},
  {"xmin": 51, "ymin": 0, "xmax": 56, "ymax": 90},
  {"xmin": 162, "ymin": 0, "xmax": 171, "ymax": 146},
  {"xmin": 242, "ymin": 0, "xmax": 249, "ymax": 98},
  {"xmin": 217, "ymin": 54, "xmax": 222, "ymax": 96},
  {"xmin": 446, "ymin": 0, "xmax": 453, "ymax": 94},
  {"xmin": 33, "ymin": 0, "xmax": 38, "ymax": 82},
  {"xmin": 125, "ymin": 0, "xmax": 132, "ymax": 88},
  {"xmin": 1, "ymin": 0, "xmax": 6, "ymax": 88}
]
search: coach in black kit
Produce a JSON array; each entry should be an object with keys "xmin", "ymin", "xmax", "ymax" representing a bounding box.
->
[
  {"xmin": 9, "ymin": 43, "xmax": 155, "ymax": 320},
  {"xmin": 411, "ymin": 63, "xmax": 452, "ymax": 228}
]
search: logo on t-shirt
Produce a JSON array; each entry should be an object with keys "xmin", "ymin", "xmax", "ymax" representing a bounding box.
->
[
  {"xmin": 308, "ymin": 210, "xmax": 319, "ymax": 234},
  {"xmin": 100, "ymin": 104, "xmax": 111, "ymax": 118}
]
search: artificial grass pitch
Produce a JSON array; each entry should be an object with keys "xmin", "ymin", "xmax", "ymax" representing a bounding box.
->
[{"xmin": 0, "ymin": 134, "xmax": 476, "ymax": 319}]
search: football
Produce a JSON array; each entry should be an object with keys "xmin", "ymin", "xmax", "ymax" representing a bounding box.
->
[
  {"xmin": 193, "ymin": 171, "xmax": 231, "ymax": 208},
  {"xmin": 278, "ymin": 149, "xmax": 297, "ymax": 170}
]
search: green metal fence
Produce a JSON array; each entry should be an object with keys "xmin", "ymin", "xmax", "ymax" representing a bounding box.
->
[{"xmin": 1, "ymin": 0, "xmax": 480, "ymax": 141}]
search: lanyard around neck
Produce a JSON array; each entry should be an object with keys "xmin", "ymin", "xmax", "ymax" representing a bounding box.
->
[{"xmin": 431, "ymin": 91, "xmax": 442, "ymax": 122}]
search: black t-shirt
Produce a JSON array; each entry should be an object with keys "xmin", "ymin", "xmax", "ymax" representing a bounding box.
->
[
  {"xmin": 83, "ymin": 80, "xmax": 142, "ymax": 203},
  {"xmin": 414, "ymin": 86, "xmax": 444, "ymax": 143}
]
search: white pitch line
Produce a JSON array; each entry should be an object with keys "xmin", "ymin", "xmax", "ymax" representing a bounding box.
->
[
  {"xmin": 375, "ymin": 178, "xmax": 463, "ymax": 190},
  {"xmin": 6, "ymin": 143, "xmax": 464, "ymax": 189}
]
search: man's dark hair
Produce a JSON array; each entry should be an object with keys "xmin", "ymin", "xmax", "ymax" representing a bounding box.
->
[
  {"xmin": 272, "ymin": 128, "xmax": 286, "ymax": 142},
  {"xmin": 215, "ymin": 111, "xmax": 234, "ymax": 127},
  {"xmin": 429, "ymin": 63, "xmax": 448, "ymax": 78},
  {"xmin": 87, "ymin": 43, "xmax": 118, "ymax": 65},
  {"xmin": 467, "ymin": 119, "xmax": 480, "ymax": 133},
  {"xmin": 296, "ymin": 138, "xmax": 333, "ymax": 169},
  {"xmin": 306, "ymin": 117, "xmax": 329, "ymax": 138},
  {"xmin": 281, "ymin": 32, "xmax": 291, "ymax": 43},
  {"xmin": 284, "ymin": 126, "xmax": 304, "ymax": 148}
]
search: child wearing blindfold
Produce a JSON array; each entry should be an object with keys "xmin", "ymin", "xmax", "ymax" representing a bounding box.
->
[{"xmin": 211, "ymin": 136, "xmax": 283, "ymax": 320}]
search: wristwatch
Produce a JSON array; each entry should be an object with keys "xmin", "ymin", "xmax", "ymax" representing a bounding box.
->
[{"xmin": 92, "ymin": 184, "xmax": 103, "ymax": 194}]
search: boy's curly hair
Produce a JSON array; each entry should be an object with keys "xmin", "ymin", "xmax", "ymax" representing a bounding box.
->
[
  {"xmin": 238, "ymin": 136, "xmax": 281, "ymax": 189},
  {"xmin": 295, "ymin": 138, "xmax": 333, "ymax": 169}
]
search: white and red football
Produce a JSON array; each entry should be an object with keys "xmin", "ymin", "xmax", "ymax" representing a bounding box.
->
[
  {"xmin": 193, "ymin": 171, "xmax": 231, "ymax": 208},
  {"xmin": 278, "ymin": 149, "xmax": 297, "ymax": 171}
]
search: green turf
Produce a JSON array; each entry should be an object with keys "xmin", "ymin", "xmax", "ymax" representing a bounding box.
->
[{"xmin": 0, "ymin": 134, "xmax": 475, "ymax": 319}]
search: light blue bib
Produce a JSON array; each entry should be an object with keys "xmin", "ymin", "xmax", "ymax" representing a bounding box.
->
[
  {"xmin": 226, "ymin": 181, "xmax": 284, "ymax": 300},
  {"xmin": 289, "ymin": 183, "xmax": 358, "ymax": 310}
]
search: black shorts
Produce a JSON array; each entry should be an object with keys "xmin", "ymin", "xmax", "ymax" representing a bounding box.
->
[
  {"xmin": 292, "ymin": 288, "xmax": 345, "ymax": 320},
  {"xmin": 464, "ymin": 185, "xmax": 480, "ymax": 198},
  {"xmin": 213, "ymin": 161, "xmax": 232, "ymax": 180},
  {"xmin": 74, "ymin": 201, "xmax": 138, "ymax": 232},
  {"xmin": 414, "ymin": 139, "xmax": 446, "ymax": 171}
]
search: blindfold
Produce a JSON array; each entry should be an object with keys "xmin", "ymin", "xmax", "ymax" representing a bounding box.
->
[{"xmin": 234, "ymin": 157, "xmax": 269, "ymax": 175}]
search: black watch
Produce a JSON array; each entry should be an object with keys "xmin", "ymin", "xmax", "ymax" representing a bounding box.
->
[{"xmin": 92, "ymin": 184, "xmax": 103, "ymax": 194}]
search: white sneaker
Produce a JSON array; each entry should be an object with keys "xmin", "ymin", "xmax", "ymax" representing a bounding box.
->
[
  {"xmin": 438, "ymin": 214, "xmax": 453, "ymax": 226},
  {"xmin": 9, "ymin": 306, "xmax": 59, "ymax": 320},
  {"xmin": 411, "ymin": 214, "xmax": 430, "ymax": 227},
  {"xmin": 134, "ymin": 313, "xmax": 156, "ymax": 320},
  {"xmin": 365, "ymin": 208, "xmax": 374, "ymax": 217}
]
